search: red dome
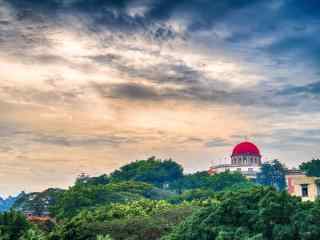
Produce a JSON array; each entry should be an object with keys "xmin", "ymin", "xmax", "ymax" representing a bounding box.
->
[{"xmin": 232, "ymin": 141, "xmax": 261, "ymax": 157}]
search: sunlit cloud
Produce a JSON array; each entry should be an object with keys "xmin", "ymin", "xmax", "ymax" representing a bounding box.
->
[{"xmin": 0, "ymin": 0, "xmax": 319, "ymax": 195}]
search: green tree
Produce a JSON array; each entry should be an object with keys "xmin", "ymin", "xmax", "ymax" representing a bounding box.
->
[
  {"xmin": 75, "ymin": 174, "xmax": 110, "ymax": 186},
  {"xmin": 96, "ymin": 235, "xmax": 112, "ymax": 240},
  {"xmin": 170, "ymin": 171, "xmax": 211, "ymax": 192},
  {"xmin": 168, "ymin": 189, "xmax": 216, "ymax": 204},
  {"xmin": 171, "ymin": 171, "xmax": 251, "ymax": 193},
  {"xmin": 206, "ymin": 171, "xmax": 250, "ymax": 192},
  {"xmin": 51, "ymin": 199, "xmax": 194, "ymax": 240},
  {"xmin": 50, "ymin": 181, "xmax": 160, "ymax": 219},
  {"xmin": 299, "ymin": 159, "xmax": 320, "ymax": 177},
  {"xmin": 0, "ymin": 229, "xmax": 10, "ymax": 240},
  {"xmin": 292, "ymin": 199, "xmax": 320, "ymax": 239},
  {"xmin": 256, "ymin": 160, "xmax": 286, "ymax": 190},
  {"xmin": 13, "ymin": 188, "xmax": 64, "ymax": 216},
  {"xmin": 163, "ymin": 187, "xmax": 304, "ymax": 240},
  {"xmin": 0, "ymin": 211, "xmax": 30, "ymax": 240},
  {"xmin": 111, "ymin": 157, "xmax": 184, "ymax": 187},
  {"xmin": 19, "ymin": 229, "xmax": 46, "ymax": 240}
]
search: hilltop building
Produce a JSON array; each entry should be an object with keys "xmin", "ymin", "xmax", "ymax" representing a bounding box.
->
[
  {"xmin": 209, "ymin": 141, "xmax": 262, "ymax": 179},
  {"xmin": 208, "ymin": 141, "xmax": 320, "ymax": 201},
  {"xmin": 286, "ymin": 169, "xmax": 320, "ymax": 201}
]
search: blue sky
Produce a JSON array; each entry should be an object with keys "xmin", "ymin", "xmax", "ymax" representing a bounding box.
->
[{"xmin": 0, "ymin": 0, "xmax": 320, "ymax": 195}]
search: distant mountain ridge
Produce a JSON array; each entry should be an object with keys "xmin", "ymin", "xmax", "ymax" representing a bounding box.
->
[{"xmin": 0, "ymin": 194, "xmax": 19, "ymax": 212}]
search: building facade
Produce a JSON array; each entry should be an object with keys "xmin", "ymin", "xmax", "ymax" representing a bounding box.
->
[
  {"xmin": 209, "ymin": 141, "xmax": 262, "ymax": 179},
  {"xmin": 286, "ymin": 170, "xmax": 320, "ymax": 201}
]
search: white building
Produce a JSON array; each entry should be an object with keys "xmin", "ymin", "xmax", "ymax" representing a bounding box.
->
[{"xmin": 209, "ymin": 141, "xmax": 262, "ymax": 179}]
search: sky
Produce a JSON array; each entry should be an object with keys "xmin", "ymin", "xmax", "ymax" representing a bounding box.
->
[{"xmin": 0, "ymin": 0, "xmax": 320, "ymax": 196}]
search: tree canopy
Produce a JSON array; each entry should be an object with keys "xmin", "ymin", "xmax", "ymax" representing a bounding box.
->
[
  {"xmin": 50, "ymin": 181, "xmax": 160, "ymax": 219},
  {"xmin": 164, "ymin": 188, "xmax": 320, "ymax": 240},
  {"xmin": 111, "ymin": 157, "xmax": 184, "ymax": 187},
  {"xmin": 300, "ymin": 159, "xmax": 320, "ymax": 177},
  {"xmin": 256, "ymin": 160, "xmax": 286, "ymax": 190},
  {"xmin": 171, "ymin": 171, "xmax": 253, "ymax": 193},
  {"xmin": 50, "ymin": 199, "xmax": 195, "ymax": 240},
  {"xmin": 7, "ymin": 157, "xmax": 320, "ymax": 240},
  {"xmin": 0, "ymin": 211, "xmax": 30, "ymax": 240}
]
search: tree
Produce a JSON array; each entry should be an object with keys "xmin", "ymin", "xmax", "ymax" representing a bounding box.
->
[
  {"xmin": 13, "ymin": 188, "xmax": 64, "ymax": 216},
  {"xmin": 50, "ymin": 181, "xmax": 161, "ymax": 219},
  {"xmin": 19, "ymin": 229, "xmax": 46, "ymax": 240},
  {"xmin": 0, "ymin": 229, "xmax": 10, "ymax": 240},
  {"xmin": 163, "ymin": 187, "xmax": 304, "ymax": 240},
  {"xmin": 96, "ymin": 235, "xmax": 112, "ymax": 240},
  {"xmin": 168, "ymin": 189, "xmax": 216, "ymax": 204},
  {"xmin": 299, "ymin": 159, "xmax": 320, "ymax": 177},
  {"xmin": 206, "ymin": 171, "xmax": 251, "ymax": 192},
  {"xmin": 111, "ymin": 157, "xmax": 184, "ymax": 188},
  {"xmin": 51, "ymin": 199, "xmax": 194, "ymax": 240},
  {"xmin": 171, "ymin": 171, "xmax": 251, "ymax": 193},
  {"xmin": 170, "ymin": 171, "xmax": 211, "ymax": 192},
  {"xmin": 75, "ymin": 174, "xmax": 110, "ymax": 186},
  {"xmin": 0, "ymin": 211, "xmax": 31, "ymax": 240},
  {"xmin": 256, "ymin": 160, "xmax": 286, "ymax": 190}
]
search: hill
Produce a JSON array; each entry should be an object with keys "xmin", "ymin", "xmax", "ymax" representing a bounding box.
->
[
  {"xmin": 0, "ymin": 195, "xmax": 18, "ymax": 212},
  {"xmin": 1, "ymin": 157, "xmax": 320, "ymax": 240},
  {"xmin": 12, "ymin": 188, "xmax": 64, "ymax": 215}
]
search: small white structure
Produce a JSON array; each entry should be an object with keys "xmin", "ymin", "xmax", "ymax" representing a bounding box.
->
[{"xmin": 209, "ymin": 141, "xmax": 262, "ymax": 179}]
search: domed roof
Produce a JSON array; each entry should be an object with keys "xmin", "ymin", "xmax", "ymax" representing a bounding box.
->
[{"xmin": 231, "ymin": 141, "xmax": 261, "ymax": 157}]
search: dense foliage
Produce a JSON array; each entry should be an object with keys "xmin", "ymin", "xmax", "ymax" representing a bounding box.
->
[
  {"xmin": 170, "ymin": 171, "xmax": 211, "ymax": 192},
  {"xmin": 75, "ymin": 174, "xmax": 110, "ymax": 186},
  {"xmin": 0, "ymin": 211, "xmax": 30, "ymax": 239},
  {"xmin": 50, "ymin": 181, "xmax": 161, "ymax": 219},
  {"xmin": 164, "ymin": 188, "xmax": 320, "ymax": 240},
  {"xmin": 50, "ymin": 199, "xmax": 195, "ymax": 240},
  {"xmin": 170, "ymin": 171, "xmax": 254, "ymax": 202},
  {"xmin": 111, "ymin": 157, "xmax": 184, "ymax": 187},
  {"xmin": 6, "ymin": 158, "xmax": 320, "ymax": 240},
  {"xmin": 300, "ymin": 159, "xmax": 320, "ymax": 177}
]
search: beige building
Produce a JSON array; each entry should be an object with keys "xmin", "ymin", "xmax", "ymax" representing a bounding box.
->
[{"xmin": 286, "ymin": 170, "xmax": 320, "ymax": 201}]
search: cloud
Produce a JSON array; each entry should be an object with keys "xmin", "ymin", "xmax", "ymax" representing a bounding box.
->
[
  {"xmin": 1, "ymin": 0, "xmax": 320, "ymax": 195},
  {"xmin": 279, "ymin": 81, "xmax": 320, "ymax": 96},
  {"xmin": 102, "ymin": 83, "xmax": 160, "ymax": 100},
  {"xmin": 0, "ymin": 121, "xmax": 141, "ymax": 153},
  {"xmin": 205, "ymin": 138, "xmax": 230, "ymax": 148},
  {"xmin": 2, "ymin": 0, "xmax": 319, "ymax": 112},
  {"xmin": 0, "ymin": 84, "xmax": 83, "ymax": 107},
  {"xmin": 30, "ymin": 133, "xmax": 138, "ymax": 147},
  {"xmin": 256, "ymin": 128, "xmax": 320, "ymax": 152}
]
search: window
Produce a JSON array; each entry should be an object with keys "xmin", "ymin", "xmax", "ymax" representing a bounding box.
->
[
  {"xmin": 237, "ymin": 168, "xmax": 241, "ymax": 172},
  {"xmin": 301, "ymin": 184, "xmax": 309, "ymax": 197},
  {"xmin": 248, "ymin": 168, "xmax": 253, "ymax": 172}
]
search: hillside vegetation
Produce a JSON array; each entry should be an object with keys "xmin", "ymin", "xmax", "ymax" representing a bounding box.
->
[{"xmin": 2, "ymin": 157, "xmax": 320, "ymax": 240}]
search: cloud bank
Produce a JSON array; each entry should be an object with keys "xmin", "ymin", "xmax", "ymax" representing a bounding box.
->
[{"xmin": 0, "ymin": 0, "xmax": 319, "ymax": 195}]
